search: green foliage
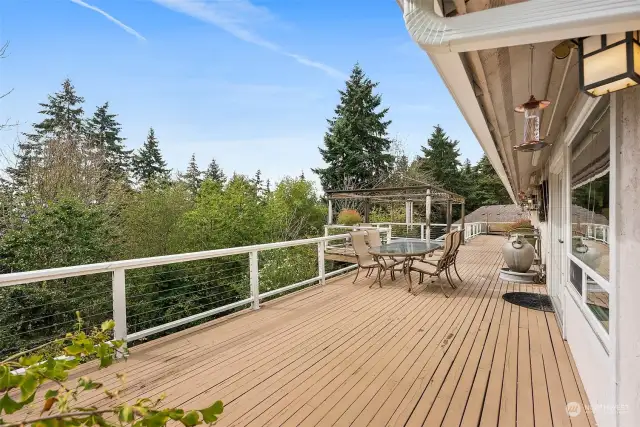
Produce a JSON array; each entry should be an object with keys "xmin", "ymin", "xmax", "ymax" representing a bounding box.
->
[
  {"xmin": 204, "ymin": 158, "xmax": 225, "ymax": 185},
  {"xmin": 313, "ymin": 63, "xmax": 394, "ymax": 190},
  {"xmin": 86, "ymin": 102, "xmax": 132, "ymax": 186},
  {"xmin": 132, "ymin": 128, "xmax": 170, "ymax": 185},
  {"xmin": 470, "ymin": 155, "xmax": 511, "ymax": 207},
  {"xmin": 117, "ymin": 184, "xmax": 194, "ymax": 258},
  {"xmin": 417, "ymin": 125, "xmax": 461, "ymax": 192},
  {"xmin": 0, "ymin": 199, "xmax": 115, "ymax": 272},
  {"xmin": 181, "ymin": 154, "xmax": 203, "ymax": 196},
  {"xmin": 264, "ymin": 177, "xmax": 326, "ymax": 241},
  {"xmin": 337, "ymin": 209, "xmax": 361, "ymax": 226},
  {"xmin": 0, "ymin": 318, "xmax": 223, "ymax": 427}
]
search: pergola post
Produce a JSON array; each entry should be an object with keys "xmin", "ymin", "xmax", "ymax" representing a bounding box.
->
[
  {"xmin": 460, "ymin": 202, "xmax": 466, "ymax": 245},
  {"xmin": 327, "ymin": 199, "xmax": 333, "ymax": 225},
  {"xmin": 405, "ymin": 200, "xmax": 414, "ymax": 224},
  {"xmin": 364, "ymin": 198, "xmax": 370, "ymax": 223},
  {"xmin": 446, "ymin": 200, "xmax": 452, "ymax": 233},
  {"xmin": 425, "ymin": 189, "xmax": 431, "ymax": 241}
]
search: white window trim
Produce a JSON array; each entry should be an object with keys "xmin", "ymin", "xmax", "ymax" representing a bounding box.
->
[
  {"xmin": 564, "ymin": 97, "xmax": 613, "ymax": 351},
  {"xmin": 565, "ymin": 275, "xmax": 611, "ymax": 352},
  {"xmin": 567, "ymin": 252, "xmax": 611, "ymax": 294}
]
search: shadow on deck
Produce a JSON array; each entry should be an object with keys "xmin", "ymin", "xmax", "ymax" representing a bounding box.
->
[{"xmin": 18, "ymin": 236, "xmax": 597, "ymax": 426}]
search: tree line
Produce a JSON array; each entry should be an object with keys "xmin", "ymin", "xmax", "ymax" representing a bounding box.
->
[{"xmin": 0, "ymin": 79, "xmax": 326, "ymax": 356}]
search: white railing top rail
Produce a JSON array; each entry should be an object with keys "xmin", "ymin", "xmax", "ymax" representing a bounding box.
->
[{"xmin": 0, "ymin": 233, "xmax": 353, "ymax": 288}]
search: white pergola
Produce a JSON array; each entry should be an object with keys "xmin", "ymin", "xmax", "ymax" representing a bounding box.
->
[{"xmin": 325, "ymin": 184, "xmax": 466, "ymax": 237}]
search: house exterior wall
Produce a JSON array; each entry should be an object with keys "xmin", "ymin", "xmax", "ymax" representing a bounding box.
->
[
  {"xmin": 533, "ymin": 86, "xmax": 640, "ymax": 427},
  {"xmin": 615, "ymin": 85, "xmax": 640, "ymax": 427}
]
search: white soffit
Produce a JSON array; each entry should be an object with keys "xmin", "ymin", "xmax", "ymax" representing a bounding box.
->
[{"xmin": 397, "ymin": 0, "xmax": 640, "ymax": 201}]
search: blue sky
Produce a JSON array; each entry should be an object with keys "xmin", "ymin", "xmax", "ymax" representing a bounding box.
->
[{"xmin": 0, "ymin": 0, "xmax": 481, "ymax": 186}]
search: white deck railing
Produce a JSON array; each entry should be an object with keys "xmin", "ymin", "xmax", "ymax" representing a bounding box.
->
[
  {"xmin": 582, "ymin": 223, "xmax": 610, "ymax": 245},
  {"xmin": 325, "ymin": 222, "xmax": 485, "ymax": 243},
  {"xmin": 0, "ymin": 233, "xmax": 362, "ymax": 350}
]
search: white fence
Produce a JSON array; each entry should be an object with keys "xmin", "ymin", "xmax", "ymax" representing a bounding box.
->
[{"xmin": 0, "ymin": 233, "xmax": 359, "ymax": 352}]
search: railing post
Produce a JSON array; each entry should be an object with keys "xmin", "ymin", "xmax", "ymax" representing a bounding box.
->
[
  {"xmin": 249, "ymin": 251, "xmax": 259, "ymax": 310},
  {"xmin": 386, "ymin": 226, "xmax": 392, "ymax": 243},
  {"xmin": 112, "ymin": 268, "xmax": 127, "ymax": 343},
  {"xmin": 317, "ymin": 242, "xmax": 326, "ymax": 286}
]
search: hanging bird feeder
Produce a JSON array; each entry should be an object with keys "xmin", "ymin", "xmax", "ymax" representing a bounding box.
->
[
  {"xmin": 514, "ymin": 95, "xmax": 551, "ymax": 151},
  {"xmin": 514, "ymin": 46, "xmax": 551, "ymax": 152}
]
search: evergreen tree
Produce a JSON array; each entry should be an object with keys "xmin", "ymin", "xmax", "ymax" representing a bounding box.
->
[
  {"xmin": 474, "ymin": 154, "xmax": 511, "ymax": 205},
  {"xmin": 417, "ymin": 125, "xmax": 462, "ymax": 192},
  {"xmin": 252, "ymin": 170, "xmax": 266, "ymax": 199},
  {"xmin": 86, "ymin": 102, "xmax": 132, "ymax": 184},
  {"xmin": 312, "ymin": 63, "xmax": 394, "ymax": 190},
  {"xmin": 181, "ymin": 154, "xmax": 202, "ymax": 195},
  {"xmin": 132, "ymin": 128, "xmax": 169, "ymax": 185},
  {"xmin": 7, "ymin": 79, "xmax": 85, "ymax": 191},
  {"xmin": 204, "ymin": 158, "xmax": 226, "ymax": 184},
  {"xmin": 458, "ymin": 158, "xmax": 478, "ymax": 211}
]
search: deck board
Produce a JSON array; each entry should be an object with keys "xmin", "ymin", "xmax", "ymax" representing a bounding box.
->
[{"xmin": 11, "ymin": 236, "xmax": 596, "ymax": 426}]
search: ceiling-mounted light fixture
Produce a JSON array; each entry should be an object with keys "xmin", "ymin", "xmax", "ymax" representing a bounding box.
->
[
  {"xmin": 578, "ymin": 31, "xmax": 640, "ymax": 97},
  {"xmin": 514, "ymin": 45, "xmax": 551, "ymax": 152},
  {"xmin": 552, "ymin": 40, "xmax": 577, "ymax": 60}
]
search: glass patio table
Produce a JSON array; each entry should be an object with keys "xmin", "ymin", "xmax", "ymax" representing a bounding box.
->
[{"xmin": 368, "ymin": 240, "xmax": 443, "ymax": 289}]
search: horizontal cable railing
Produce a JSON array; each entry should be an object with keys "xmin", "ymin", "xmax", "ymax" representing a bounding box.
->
[{"xmin": 0, "ymin": 233, "xmax": 364, "ymax": 357}]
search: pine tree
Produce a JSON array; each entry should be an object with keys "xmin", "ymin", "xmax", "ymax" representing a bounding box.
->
[
  {"xmin": 312, "ymin": 63, "xmax": 394, "ymax": 190},
  {"xmin": 181, "ymin": 153, "xmax": 202, "ymax": 195},
  {"xmin": 204, "ymin": 158, "xmax": 225, "ymax": 184},
  {"xmin": 252, "ymin": 170, "xmax": 265, "ymax": 198},
  {"xmin": 417, "ymin": 125, "xmax": 462, "ymax": 192},
  {"xmin": 474, "ymin": 155, "xmax": 511, "ymax": 206},
  {"xmin": 132, "ymin": 128, "xmax": 169, "ymax": 185},
  {"xmin": 7, "ymin": 79, "xmax": 85, "ymax": 191},
  {"xmin": 86, "ymin": 102, "xmax": 132, "ymax": 184}
]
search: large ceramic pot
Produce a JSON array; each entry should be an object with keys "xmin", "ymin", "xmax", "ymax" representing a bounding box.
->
[{"xmin": 502, "ymin": 234, "xmax": 535, "ymax": 273}]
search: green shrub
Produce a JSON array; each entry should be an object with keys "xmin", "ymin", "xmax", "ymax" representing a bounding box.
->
[{"xmin": 337, "ymin": 209, "xmax": 361, "ymax": 226}]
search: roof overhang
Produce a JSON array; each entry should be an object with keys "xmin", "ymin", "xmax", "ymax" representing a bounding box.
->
[
  {"xmin": 397, "ymin": 0, "xmax": 640, "ymax": 203},
  {"xmin": 399, "ymin": 0, "xmax": 640, "ymax": 54}
]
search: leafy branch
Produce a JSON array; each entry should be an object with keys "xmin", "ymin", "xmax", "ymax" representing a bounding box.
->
[{"xmin": 0, "ymin": 314, "xmax": 223, "ymax": 426}]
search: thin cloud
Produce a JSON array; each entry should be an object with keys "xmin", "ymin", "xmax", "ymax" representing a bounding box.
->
[
  {"xmin": 151, "ymin": 0, "xmax": 345, "ymax": 79},
  {"xmin": 70, "ymin": 0, "xmax": 146, "ymax": 41}
]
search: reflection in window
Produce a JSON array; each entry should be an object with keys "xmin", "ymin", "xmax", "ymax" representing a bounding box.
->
[
  {"xmin": 571, "ymin": 115, "xmax": 610, "ymax": 280},
  {"xmin": 586, "ymin": 275, "xmax": 609, "ymax": 332},
  {"xmin": 570, "ymin": 260, "xmax": 583, "ymax": 295}
]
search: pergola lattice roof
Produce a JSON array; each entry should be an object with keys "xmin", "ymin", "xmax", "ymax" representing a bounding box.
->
[{"xmin": 325, "ymin": 185, "xmax": 465, "ymax": 204}]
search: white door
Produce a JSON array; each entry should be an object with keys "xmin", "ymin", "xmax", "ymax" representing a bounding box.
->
[{"xmin": 549, "ymin": 171, "xmax": 565, "ymax": 322}]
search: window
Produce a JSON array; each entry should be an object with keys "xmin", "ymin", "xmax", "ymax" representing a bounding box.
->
[
  {"xmin": 567, "ymin": 107, "xmax": 611, "ymax": 341},
  {"xmin": 571, "ymin": 116, "xmax": 610, "ymax": 281},
  {"xmin": 569, "ymin": 260, "xmax": 583, "ymax": 295}
]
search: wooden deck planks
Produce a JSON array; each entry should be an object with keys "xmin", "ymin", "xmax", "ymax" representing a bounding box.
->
[{"xmin": 9, "ymin": 236, "xmax": 597, "ymax": 427}]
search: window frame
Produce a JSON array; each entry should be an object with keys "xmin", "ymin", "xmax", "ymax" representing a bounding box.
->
[{"xmin": 564, "ymin": 100, "xmax": 613, "ymax": 350}]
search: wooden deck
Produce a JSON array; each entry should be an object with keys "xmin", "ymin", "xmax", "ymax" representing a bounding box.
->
[{"xmin": 19, "ymin": 236, "xmax": 597, "ymax": 426}]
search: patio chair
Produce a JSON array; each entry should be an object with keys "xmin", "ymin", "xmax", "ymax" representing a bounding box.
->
[
  {"xmin": 408, "ymin": 231, "xmax": 456, "ymax": 296},
  {"xmin": 350, "ymin": 231, "xmax": 400, "ymax": 287},
  {"xmin": 366, "ymin": 229, "xmax": 401, "ymax": 280},
  {"xmin": 424, "ymin": 230, "xmax": 463, "ymax": 283}
]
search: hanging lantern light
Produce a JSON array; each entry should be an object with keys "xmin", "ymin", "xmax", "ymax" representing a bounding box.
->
[
  {"xmin": 578, "ymin": 31, "xmax": 640, "ymax": 97},
  {"xmin": 514, "ymin": 46, "xmax": 551, "ymax": 152}
]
